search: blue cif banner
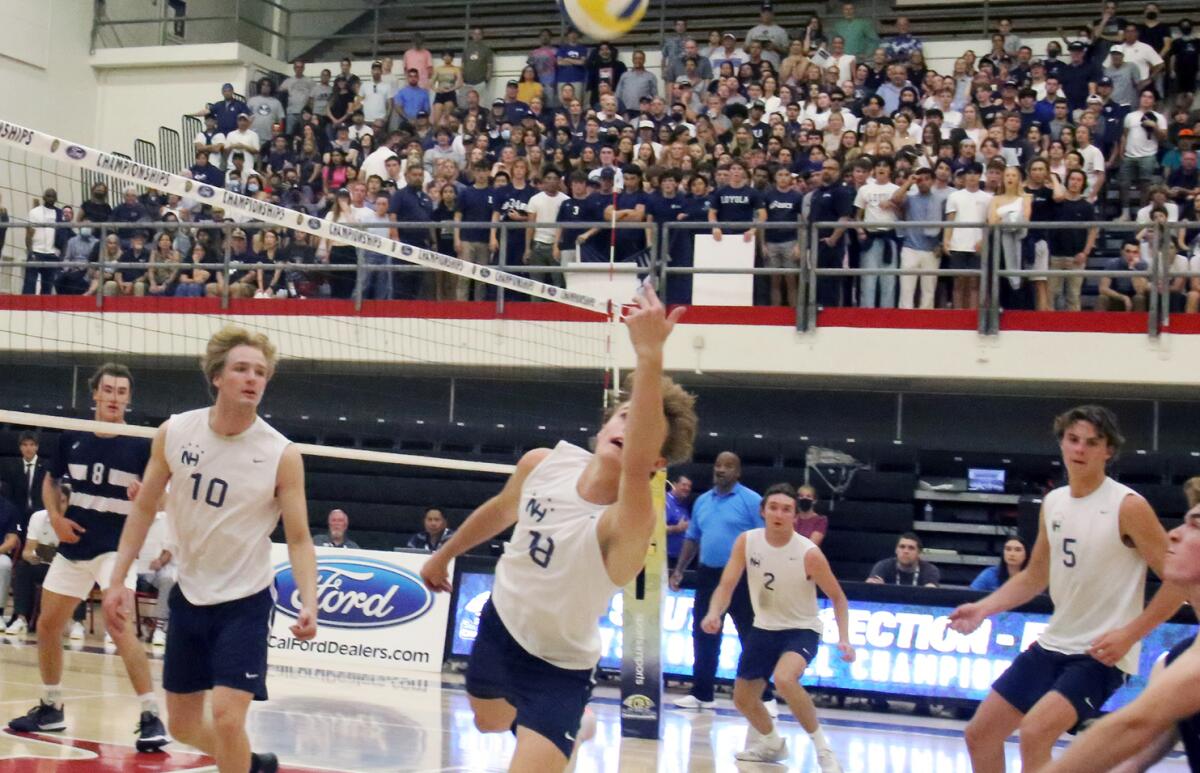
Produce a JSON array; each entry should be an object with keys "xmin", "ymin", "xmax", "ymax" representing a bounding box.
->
[
  {"xmin": 274, "ymin": 558, "xmax": 433, "ymax": 629},
  {"xmin": 450, "ymin": 572, "xmax": 1192, "ymax": 710}
]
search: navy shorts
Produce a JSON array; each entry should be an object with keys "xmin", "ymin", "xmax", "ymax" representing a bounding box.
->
[
  {"xmin": 991, "ymin": 642, "xmax": 1127, "ymax": 723},
  {"xmin": 465, "ymin": 599, "xmax": 595, "ymax": 759},
  {"xmin": 736, "ymin": 627, "xmax": 821, "ymax": 681},
  {"xmin": 947, "ymin": 250, "xmax": 981, "ymax": 271},
  {"xmin": 163, "ymin": 585, "xmax": 275, "ymax": 701}
]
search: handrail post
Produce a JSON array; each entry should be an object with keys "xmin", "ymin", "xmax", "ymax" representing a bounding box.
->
[
  {"xmin": 806, "ymin": 220, "xmax": 819, "ymax": 331},
  {"xmin": 96, "ymin": 225, "xmax": 107, "ymax": 310},
  {"xmin": 354, "ymin": 247, "xmax": 365, "ymax": 312},
  {"xmin": 222, "ymin": 237, "xmax": 232, "ymax": 311},
  {"xmin": 1151, "ymin": 221, "xmax": 1168, "ymax": 338},
  {"xmin": 977, "ymin": 223, "xmax": 989, "ymax": 334},
  {"xmin": 989, "ymin": 224, "xmax": 1001, "ymax": 335},
  {"xmin": 659, "ymin": 221, "xmax": 670, "ymax": 300},
  {"xmin": 496, "ymin": 222, "xmax": 507, "ymax": 314}
]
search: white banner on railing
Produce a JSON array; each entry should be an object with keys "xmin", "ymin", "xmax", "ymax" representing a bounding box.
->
[
  {"xmin": 267, "ymin": 544, "xmax": 452, "ymax": 674},
  {"xmin": 0, "ymin": 119, "xmax": 605, "ymax": 313}
]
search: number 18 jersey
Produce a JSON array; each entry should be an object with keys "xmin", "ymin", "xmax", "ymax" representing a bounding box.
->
[
  {"xmin": 490, "ymin": 441, "xmax": 617, "ymax": 670},
  {"xmin": 164, "ymin": 407, "xmax": 290, "ymax": 606}
]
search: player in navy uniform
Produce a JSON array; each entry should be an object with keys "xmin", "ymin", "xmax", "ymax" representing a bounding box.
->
[
  {"xmin": 104, "ymin": 326, "xmax": 318, "ymax": 773},
  {"xmin": 420, "ymin": 284, "xmax": 697, "ymax": 772},
  {"xmin": 761, "ymin": 167, "xmax": 805, "ymax": 307},
  {"xmin": 701, "ymin": 483, "xmax": 854, "ymax": 771},
  {"xmin": 1045, "ymin": 499, "xmax": 1200, "ymax": 772},
  {"xmin": 7, "ymin": 363, "xmax": 167, "ymax": 751},
  {"xmin": 949, "ymin": 406, "xmax": 1184, "ymax": 773}
]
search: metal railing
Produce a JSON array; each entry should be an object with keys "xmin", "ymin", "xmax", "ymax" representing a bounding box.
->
[{"xmin": 5, "ymin": 218, "xmax": 1198, "ymax": 339}]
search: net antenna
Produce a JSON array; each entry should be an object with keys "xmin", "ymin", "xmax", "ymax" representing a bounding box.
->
[{"xmin": 804, "ymin": 445, "xmax": 864, "ymax": 510}]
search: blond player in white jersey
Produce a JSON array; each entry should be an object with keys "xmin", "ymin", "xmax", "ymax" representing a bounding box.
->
[
  {"xmin": 700, "ymin": 483, "xmax": 855, "ymax": 771},
  {"xmin": 420, "ymin": 284, "xmax": 697, "ymax": 773},
  {"xmin": 103, "ymin": 326, "xmax": 319, "ymax": 773},
  {"xmin": 949, "ymin": 405, "xmax": 1185, "ymax": 773}
]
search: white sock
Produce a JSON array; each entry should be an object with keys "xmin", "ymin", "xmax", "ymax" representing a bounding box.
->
[
  {"xmin": 44, "ymin": 684, "xmax": 62, "ymax": 708},
  {"xmin": 138, "ymin": 693, "xmax": 159, "ymax": 715},
  {"xmin": 763, "ymin": 726, "xmax": 780, "ymax": 743},
  {"xmin": 809, "ymin": 726, "xmax": 832, "ymax": 753}
]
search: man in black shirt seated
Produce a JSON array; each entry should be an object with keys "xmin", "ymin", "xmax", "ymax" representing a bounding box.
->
[{"xmin": 866, "ymin": 532, "xmax": 941, "ymax": 587}]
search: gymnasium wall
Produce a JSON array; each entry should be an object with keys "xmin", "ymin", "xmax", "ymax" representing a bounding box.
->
[{"xmin": 6, "ymin": 362, "xmax": 1198, "ymax": 457}]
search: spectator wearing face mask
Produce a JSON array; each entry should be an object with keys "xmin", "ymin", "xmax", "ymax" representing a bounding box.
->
[{"xmin": 792, "ymin": 484, "xmax": 828, "ymax": 546}]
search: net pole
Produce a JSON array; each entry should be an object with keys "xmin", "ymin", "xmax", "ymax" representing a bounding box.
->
[{"xmin": 619, "ymin": 469, "xmax": 667, "ymax": 740}]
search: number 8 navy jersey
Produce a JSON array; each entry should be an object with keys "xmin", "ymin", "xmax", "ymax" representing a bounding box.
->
[
  {"xmin": 490, "ymin": 441, "xmax": 616, "ymax": 670},
  {"xmin": 51, "ymin": 430, "xmax": 150, "ymax": 561}
]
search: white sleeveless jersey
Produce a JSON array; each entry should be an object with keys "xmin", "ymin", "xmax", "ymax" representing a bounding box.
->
[
  {"xmin": 490, "ymin": 441, "xmax": 617, "ymax": 670},
  {"xmin": 1039, "ymin": 477, "xmax": 1148, "ymax": 674},
  {"xmin": 744, "ymin": 528, "xmax": 823, "ymax": 633},
  {"xmin": 164, "ymin": 407, "xmax": 291, "ymax": 605}
]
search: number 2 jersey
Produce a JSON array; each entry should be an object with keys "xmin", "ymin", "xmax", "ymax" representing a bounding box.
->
[
  {"xmin": 744, "ymin": 528, "xmax": 822, "ymax": 633},
  {"xmin": 50, "ymin": 430, "xmax": 151, "ymax": 561},
  {"xmin": 490, "ymin": 441, "xmax": 617, "ymax": 670},
  {"xmin": 164, "ymin": 407, "xmax": 290, "ymax": 606},
  {"xmin": 1039, "ymin": 477, "xmax": 1147, "ymax": 674}
]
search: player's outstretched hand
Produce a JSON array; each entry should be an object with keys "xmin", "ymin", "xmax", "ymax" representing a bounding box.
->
[
  {"xmin": 102, "ymin": 584, "xmax": 132, "ymax": 633},
  {"xmin": 51, "ymin": 516, "xmax": 86, "ymax": 544},
  {"xmin": 1088, "ymin": 627, "xmax": 1136, "ymax": 667},
  {"xmin": 420, "ymin": 554, "xmax": 453, "ymax": 594},
  {"xmin": 126, "ymin": 479, "xmax": 142, "ymax": 503},
  {"xmin": 700, "ymin": 613, "xmax": 722, "ymax": 635},
  {"xmin": 290, "ymin": 607, "xmax": 318, "ymax": 641},
  {"xmin": 623, "ymin": 280, "xmax": 685, "ymax": 358},
  {"xmin": 837, "ymin": 642, "xmax": 856, "ymax": 663},
  {"xmin": 948, "ymin": 602, "xmax": 984, "ymax": 634}
]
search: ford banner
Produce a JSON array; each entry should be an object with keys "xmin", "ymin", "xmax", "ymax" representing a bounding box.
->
[{"xmin": 268, "ymin": 545, "xmax": 452, "ymax": 674}]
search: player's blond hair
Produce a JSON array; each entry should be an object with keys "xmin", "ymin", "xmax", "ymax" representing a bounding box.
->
[
  {"xmin": 201, "ymin": 325, "xmax": 279, "ymax": 386},
  {"xmin": 1185, "ymin": 477, "xmax": 1200, "ymax": 509},
  {"xmin": 605, "ymin": 374, "xmax": 698, "ymax": 466}
]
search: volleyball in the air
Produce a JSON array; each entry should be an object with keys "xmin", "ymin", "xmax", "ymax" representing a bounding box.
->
[{"xmin": 559, "ymin": 0, "xmax": 649, "ymax": 41}]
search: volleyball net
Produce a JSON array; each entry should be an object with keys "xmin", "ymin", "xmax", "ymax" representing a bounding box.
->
[{"xmin": 0, "ymin": 119, "xmax": 624, "ymax": 421}]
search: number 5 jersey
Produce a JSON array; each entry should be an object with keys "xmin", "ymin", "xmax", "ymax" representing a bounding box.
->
[{"xmin": 1040, "ymin": 477, "xmax": 1148, "ymax": 675}]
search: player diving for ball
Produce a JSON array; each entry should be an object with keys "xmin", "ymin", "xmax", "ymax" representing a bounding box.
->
[
  {"xmin": 700, "ymin": 482, "xmax": 854, "ymax": 771},
  {"xmin": 420, "ymin": 284, "xmax": 697, "ymax": 773}
]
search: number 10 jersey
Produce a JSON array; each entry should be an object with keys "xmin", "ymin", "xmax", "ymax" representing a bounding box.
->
[
  {"xmin": 165, "ymin": 407, "xmax": 290, "ymax": 606},
  {"xmin": 490, "ymin": 441, "xmax": 617, "ymax": 670}
]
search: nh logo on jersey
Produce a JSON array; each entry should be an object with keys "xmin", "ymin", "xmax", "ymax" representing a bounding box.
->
[
  {"xmin": 526, "ymin": 498, "xmax": 548, "ymax": 522},
  {"xmin": 1051, "ymin": 519, "xmax": 1062, "ymax": 532},
  {"xmin": 180, "ymin": 443, "xmax": 203, "ymax": 467},
  {"xmin": 749, "ymin": 555, "xmax": 761, "ymax": 567}
]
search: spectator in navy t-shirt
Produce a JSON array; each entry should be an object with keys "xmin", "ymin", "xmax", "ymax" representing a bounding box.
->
[
  {"xmin": 556, "ymin": 29, "xmax": 589, "ymax": 106},
  {"xmin": 605, "ymin": 165, "xmax": 649, "ymax": 262},
  {"xmin": 554, "ymin": 171, "xmax": 598, "ymax": 265},
  {"xmin": 761, "ymin": 167, "xmax": 804, "ymax": 306},
  {"xmin": 454, "ymin": 163, "xmax": 496, "ymax": 301},
  {"xmin": 204, "ymin": 82, "xmax": 250, "ymax": 136},
  {"xmin": 709, "ymin": 160, "xmax": 765, "ymax": 241},
  {"xmin": 189, "ymin": 150, "xmax": 225, "ymax": 189}
]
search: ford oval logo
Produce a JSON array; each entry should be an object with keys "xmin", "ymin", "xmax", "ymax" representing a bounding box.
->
[
  {"xmin": 197, "ymin": 185, "xmax": 215, "ymax": 199},
  {"xmin": 65, "ymin": 145, "xmax": 87, "ymax": 160},
  {"xmin": 273, "ymin": 558, "xmax": 432, "ymax": 629}
]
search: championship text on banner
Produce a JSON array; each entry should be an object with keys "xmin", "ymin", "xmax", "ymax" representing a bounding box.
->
[
  {"xmin": 268, "ymin": 544, "xmax": 453, "ymax": 673},
  {"xmin": 0, "ymin": 118, "xmax": 605, "ymax": 313}
]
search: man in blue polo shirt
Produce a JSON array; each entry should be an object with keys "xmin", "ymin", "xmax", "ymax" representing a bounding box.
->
[
  {"xmin": 670, "ymin": 452, "xmax": 766, "ymax": 710},
  {"xmin": 205, "ymin": 83, "xmax": 249, "ymax": 137}
]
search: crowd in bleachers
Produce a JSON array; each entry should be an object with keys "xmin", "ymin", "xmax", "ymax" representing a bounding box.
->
[{"xmin": 9, "ymin": 1, "xmax": 1200, "ymax": 309}]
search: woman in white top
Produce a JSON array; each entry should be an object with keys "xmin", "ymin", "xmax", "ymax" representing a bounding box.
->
[
  {"xmin": 989, "ymin": 165, "xmax": 1032, "ymax": 294},
  {"xmin": 959, "ymin": 103, "xmax": 987, "ymax": 147}
]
